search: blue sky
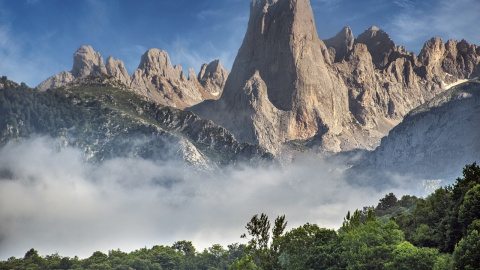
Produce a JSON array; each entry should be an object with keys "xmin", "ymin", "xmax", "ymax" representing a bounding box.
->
[{"xmin": 1, "ymin": 0, "xmax": 479, "ymax": 87}]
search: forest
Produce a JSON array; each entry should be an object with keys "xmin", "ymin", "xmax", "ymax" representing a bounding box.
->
[{"xmin": 0, "ymin": 162, "xmax": 479, "ymax": 270}]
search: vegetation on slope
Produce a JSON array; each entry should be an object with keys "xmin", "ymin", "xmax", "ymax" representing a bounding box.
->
[{"xmin": 0, "ymin": 75, "xmax": 272, "ymax": 165}]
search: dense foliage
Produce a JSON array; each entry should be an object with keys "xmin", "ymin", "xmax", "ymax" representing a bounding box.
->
[{"xmin": 1, "ymin": 162, "xmax": 478, "ymax": 270}]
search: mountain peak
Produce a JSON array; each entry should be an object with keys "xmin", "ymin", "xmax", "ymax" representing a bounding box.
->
[
  {"xmin": 198, "ymin": 60, "xmax": 228, "ymax": 98},
  {"xmin": 72, "ymin": 45, "xmax": 107, "ymax": 78},
  {"xmin": 191, "ymin": 0, "xmax": 351, "ymax": 153},
  {"xmin": 324, "ymin": 26, "xmax": 355, "ymax": 62},
  {"xmin": 356, "ymin": 26, "xmax": 396, "ymax": 69},
  {"xmin": 137, "ymin": 48, "xmax": 175, "ymax": 76}
]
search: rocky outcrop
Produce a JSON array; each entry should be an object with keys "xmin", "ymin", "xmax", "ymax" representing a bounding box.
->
[
  {"xmin": 354, "ymin": 81, "xmax": 480, "ymax": 180},
  {"xmin": 129, "ymin": 48, "xmax": 213, "ymax": 108},
  {"xmin": 71, "ymin": 45, "xmax": 107, "ymax": 77},
  {"xmin": 191, "ymin": 0, "xmax": 480, "ymax": 155},
  {"xmin": 355, "ymin": 26, "xmax": 398, "ymax": 69},
  {"xmin": 198, "ymin": 60, "xmax": 228, "ymax": 98},
  {"xmin": 191, "ymin": 0, "xmax": 355, "ymax": 153},
  {"xmin": 324, "ymin": 26, "xmax": 354, "ymax": 63},
  {"xmin": 38, "ymin": 46, "xmax": 229, "ymax": 109},
  {"xmin": 38, "ymin": 46, "xmax": 119, "ymax": 91},
  {"xmin": 106, "ymin": 56, "xmax": 130, "ymax": 85},
  {"xmin": 37, "ymin": 71, "xmax": 75, "ymax": 90},
  {"xmin": 418, "ymin": 37, "xmax": 480, "ymax": 81}
]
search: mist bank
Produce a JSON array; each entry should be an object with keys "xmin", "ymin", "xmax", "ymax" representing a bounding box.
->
[{"xmin": 0, "ymin": 136, "xmax": 449, "ymax": 259}]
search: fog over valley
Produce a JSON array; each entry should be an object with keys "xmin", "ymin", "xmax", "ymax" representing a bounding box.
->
[{"xmin": 0, "ymin": 136, "xmax": 437, "ymax": 259}]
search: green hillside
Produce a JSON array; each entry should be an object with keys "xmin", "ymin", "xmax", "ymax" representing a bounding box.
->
[{"xmin": 0, "ymin": 75, "xmax": 272, "ymax": 166}]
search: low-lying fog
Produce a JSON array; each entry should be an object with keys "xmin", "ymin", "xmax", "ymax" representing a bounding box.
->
[{"xmin": 0, "ymin": 137, "xmax": 446, "ymax": 259}]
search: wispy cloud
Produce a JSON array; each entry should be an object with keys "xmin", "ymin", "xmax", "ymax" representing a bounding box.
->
[
  {"xmin": 393, "ymin": 0, "xmax": 414, "ymax": 9},
  {"xmin": 311, "ymin": 0, "xmax": 341, "ymax": 6},
  {"xmin": 0, "ymin": 23, "xmax": 57, "ymax": 87},
  {"xmin": 197, "ymin": 9, "xmax": 223, "ymax": 20},
  {"xmin": 389, "ymin": 0, "xmax": 480, "ymax": 52},
  {"xmin": 158, "ymin": 4, "xmax": 248, "ymax": 73}
]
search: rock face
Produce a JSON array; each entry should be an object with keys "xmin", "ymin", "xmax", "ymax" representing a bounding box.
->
[
  {"xmin": 198, "ymin": 60, "xmax": 228, "ymax": 98},
  {"xmin": 71, "ymin": 45, "xmax": 107, "ymax": 77},
  {"xmin": 418, "ymin": 37, "xmax": 480, "ymax": 81},
  {"xmin": 37, "ymin": 71, "xmax": 75, "ymax": 90},
  {"xmin": 130, "ymin": 48, "xmax": 214, "ymax": 108},
  {"xmin": 324, "ymin": 26, "xmax": 354, "ymax": 63},
  {"xmin": 38, "ymin": 46, "xmax": 229, "ymax": 109},
  {"xmin": 106, "ymin": 56, "xmax": 130, "ymax": 85},
  {"xmin": 355, "ymin": 81, "xmax": 480, "ymax": 181},
  {"xmin": 191, "ymin": 0, "xmax": 480, "ymax": 154},
  {"xmin": 38, "ymin": 0, "xmax": 480, "ymax": 156},
  {"xmin": 191, "ymin": 0, "xmax": 353, "ymax": 153}
]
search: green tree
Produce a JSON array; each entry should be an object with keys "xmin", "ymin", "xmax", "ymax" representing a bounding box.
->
[
  {"xmin": 279, "ymin": 223, "xmax": 341, "ymax": 270},
  {"xmin": 453, "ymin": 229, "xmax": 480, "ymax": 270},
  {"xmin": 23, "ymin": 248, "xmax": 46, "ymax": 269},
  {"xmin": 228, "ymin": 255, "xmax": 258, "ymax": 270},
  {"xmin": 433, "ymin": 254, "xmax": 454, "ymax": 270},
  {"xmin": 241, "ymin": 213, "xmax": 287, "ymax": 270},
  {"xmin": 411, "ymin": 224, "xmax": 440, "ymax": 248},
  {"xmin": 83, "ymin": 251, "xmax": 110, "ymax": 269},
  {"xmin": 445, "ymin": 163, "xmax": 480, "ymax": 252},
  {"xmin": 340, "ymin": 220, "xmax": 404, "ymax": 270},
  {"xmin": 458, "ymin": 185, "xmax": 480, "ymax": 233},
  {"xmin": 385, "ymin": 241, "xmax": 438, "ymax": 270}
]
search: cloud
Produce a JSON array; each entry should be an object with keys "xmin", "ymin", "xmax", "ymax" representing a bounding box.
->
[
  {"xmin": 0, "ymin": 137, "xmax": 428, "ymax": 260},
  {"xmin": 197, "ymin": 9, "xmax": 223, "ymax": 20},
  {"xmin": 389, "ymin": 0, "xmax": 480, "ymax": 52},
  {"xmin": 393, "ymin": 0, "xmax": 414, "ymax": 9},
  {"xmin": 0, "ymin": 16, "xmax": 66, "ymax": 87},
  {"xmin": 311, "ymin": 0, "xmax": 341, "ymax": 6}
]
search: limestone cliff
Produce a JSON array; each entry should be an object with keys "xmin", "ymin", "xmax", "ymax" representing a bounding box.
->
[
  {"xmin": 354, "ymin": 81, "xmax": 480, "ymax": 180},
  {"xmin": 198, "ymin": 60, "xmax": 228, "ymax": 98},
  {"xmin": 324, "ymin": 26, "xmax": 354, "ymax": 63},
  {"xmin": 190, "ymin": 0, "xmax": 353, "ymax": 153},
  {"xmin": 38, "ymin": 46, "xmax": 229, "ymax": 109},
  {"xmin": 129, "ymin": 48, "xmax": 214, "ymax": 108},
  {"xmin": 191, "ymin": 0, "xmax": 480, "ymax": 155}
]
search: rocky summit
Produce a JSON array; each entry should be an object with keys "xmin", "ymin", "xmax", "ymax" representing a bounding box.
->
[
  {"xmin": 190, "ymin": 0, "xmax": 352, "ymax": 154},
  {"xmin": 350, "ymin": 80, "xmax": 480, "ymax": 182},
  {"xmin": 38, "ymin": 46, "xmax": 229, "ymax": 109},
  {"xmin": 36, "ymin": 0, "xmax": 480, "ymax": 158},
  {"xmin": 190, "ymin": 0, "xmax": 480, "ymax": 155}
]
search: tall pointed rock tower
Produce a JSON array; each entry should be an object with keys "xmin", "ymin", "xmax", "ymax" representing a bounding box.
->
[{"xmin": 191, "ymin": 0, "xmax": 351, "ymax": 153}]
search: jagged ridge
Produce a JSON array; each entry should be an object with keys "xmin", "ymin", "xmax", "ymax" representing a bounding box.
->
[
  {"xmin": 191, "ymin": 0, "xmax": 480, "ymax": 155},
  {"xmin": 38, "ymin": 46, "xmax": 229, "ymax": 110}
]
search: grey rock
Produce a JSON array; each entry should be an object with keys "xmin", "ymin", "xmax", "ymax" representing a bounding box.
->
[
  {"xmin": 355, "ymin": 26, "xmax": 397, "ymax": 69},
  {"xmin": 106, "ymin": 56, "xmax": 130, "ymax": 85},
  {"xmin": 37, "ymin": 46, "xmax": 223, "ymax": 109},
  {"xmin": 37, "ymin": 71, "xmax": 75, "ymax": 91},
  {"xmin": 324, "ymin": 26, "xmax": 354, "ymax": 62},
  {"xmin": 358, "ymin": 81, "xmax": 480, "ymax": 180},
  {"xmin": 191, "ymin": 0, "xmax": 352, "ymax": 153},
  {"xmin": 72, "ymin": 45, "xmax": 107, "ymax": 77},
  {"xmin": 130, "ymin": 48, "xmax": 214, "ymax": 109},
  {"xmin": 198, "ymin": 60, "xmax": 229, "ymax": 98}
]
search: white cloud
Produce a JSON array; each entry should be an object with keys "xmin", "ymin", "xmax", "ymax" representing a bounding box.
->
[
  {"xmin": 0, "ymin": 137, "xmax": 427, "ymax": 260},
  {"xmin": 393, "ymin": 0, "xmax": 414, "ymax": 9},
  {"xmin": 389, "ymin": 0, "xmax": 480, "ymax": 52}
]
